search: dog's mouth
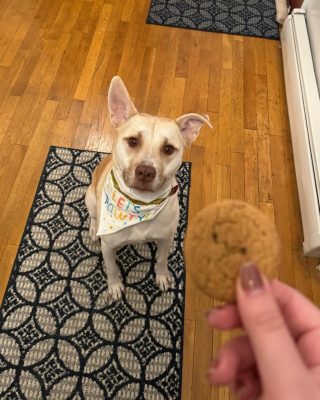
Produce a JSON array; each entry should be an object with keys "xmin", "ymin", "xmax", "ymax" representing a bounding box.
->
[{"xmin": 127, "ymin": 179, "xmax": 157, "ymax": 193}]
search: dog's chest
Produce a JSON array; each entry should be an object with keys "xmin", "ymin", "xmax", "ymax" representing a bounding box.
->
[{"xmin": 100, "ymin": 195, "xmax": 179, "ymax": 246}]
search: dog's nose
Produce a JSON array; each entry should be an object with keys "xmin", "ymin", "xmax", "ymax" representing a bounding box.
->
[{"xmin": 135, "ymin": 164, "xmax": 156, "ymax": 183}]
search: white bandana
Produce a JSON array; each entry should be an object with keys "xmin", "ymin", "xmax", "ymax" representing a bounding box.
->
[{"xmin": 96, "ymin": 169, "xmax": 178, "ymax": 236}]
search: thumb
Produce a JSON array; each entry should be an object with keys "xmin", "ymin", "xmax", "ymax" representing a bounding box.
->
[{"xmin": 237, "ymin": 263, "xmax": 306, "ymax": 391}]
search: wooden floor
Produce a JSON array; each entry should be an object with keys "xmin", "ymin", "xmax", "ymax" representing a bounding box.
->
[{"xmin": 1, "ymin": 1, "xmax": 320, "ymax": 399}]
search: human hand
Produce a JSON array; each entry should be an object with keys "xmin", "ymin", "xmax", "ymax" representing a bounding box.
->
[{"xmin": 206, "ymin": 263, "xmax": 320, "ymax": 400}]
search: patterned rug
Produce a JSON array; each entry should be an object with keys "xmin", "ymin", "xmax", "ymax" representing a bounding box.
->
[
  {"xmin": 147, "ymin": 0, "xmax": 280, "ymax": 40},
  {"xmin": 0, "ymin": 146, "xmax": 191, "ymax": 400}
]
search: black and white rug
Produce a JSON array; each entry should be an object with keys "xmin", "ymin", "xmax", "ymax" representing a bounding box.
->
[
  {"xmin": 0, "ymin": 147, "xmax": 191, "ymax": 400},
  {"xmin": 147, "ymin": 0, "xmax": 280, "ymax": 40}
]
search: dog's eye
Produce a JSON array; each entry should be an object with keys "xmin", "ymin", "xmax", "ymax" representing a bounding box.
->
[
  {"xmin": 127, "ymin": 137, "xmax": 139, "ymax": 147},
  {"xmin": 163, "ymin": 145, "xmax": 175, "ymax": 156}
]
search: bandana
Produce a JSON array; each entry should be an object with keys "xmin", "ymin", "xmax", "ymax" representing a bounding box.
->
[{"xmin": 96, "ymin": 169, "xmax": 178, "ymax": 236}]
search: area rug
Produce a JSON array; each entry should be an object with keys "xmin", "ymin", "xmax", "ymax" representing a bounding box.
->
[
  {"xmin": 0, "ymin": 146, "xmax": 191, "ymax": 400},
  {"xmin": 147, "ymin": 0, "xmax": 280, "ymax": 40}
]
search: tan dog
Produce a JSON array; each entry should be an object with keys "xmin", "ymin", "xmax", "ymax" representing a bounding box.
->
[{"xmin": 85, "ymin": 76, "xmax": 211, "ymax": 300}]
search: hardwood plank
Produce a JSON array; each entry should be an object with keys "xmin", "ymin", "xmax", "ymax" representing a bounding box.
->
[
  {"xmin": 244, "ymin": 129, "xmax": 259, "ymax": 207},
  {"xmin": 192, "ymin": 293, "xmax": 213, "ymax": 400},
  {"xmin": 134, "ymin": 47, "xmax": 156, "ymax": 112},
  {"xmin": 145, "ymin": 45, "xmax": 168, "ymax": 115},
  {"xmin": 282, "ymin": 128, "xmax": 304, "ymax": 250},
  {"xmin": 158, "ymin": 30, "xmax": 180, "ymax": 117},
  {"xmin": 254, "ymin": 39, "xmax": 267, "ymax": 76},
  {"xmin": 0, "ymin": 95, "xmax": 20, "ymax": 145},
  {"xmin": 0, "ymin": 244, "xmax": 18, "ymax": 304},
  {"xmin": 52, "ymin": 99, "xmax": 84, "ymax": 147},
  {"xmin": 117, "ymin": 22, "xmax": 149, "ymax": 97},
  {"xmin": 208, "ymin": 33, "xmax": 222, "ymax": 113},
  {"xmin": 270, "ymin": 134, "xmax": 295, "ymax": 286},
  {"xmin": 183, "ymin": 36, "xmax": 210, "ymax": 116},
  {"xmin": 243, "ymin": 37, "xmax": 257, "ymax": 130},
  {"xmin": 0, "ymin": 143, "xmax": 27, "ymax": 218},
  {"xmin": 259, "ymin": 201, "xmax": 276, "ymax": 224},
  {"xmin": 231, "ymin": 152, "xmax": 245, "ymax": 200},
  {"xmin": 4, "ymin": 100, "xmax": 59, "ymax": 246},
  {"xmin": 231, "ymin": 38, "xmax": 244, "ymax": 154},
  {"xmin": 121, "ymin": 0, "xmax": 135, "ymax": 22},
  {"xmin": 99, "ymin": 20, "xmax": 130, "ymax": 97},
  {"xmin": 268, "ymin": 98, "xmax": 282, "ymax": 137},
  {"xmin": 168, "ymin": 76, "xmax": 185, "ymax": 119},
  {"xmin": 293, "ymin": 250, "xmax": 314, "ymax": 301},
  {"xmin": 211, "ymin": 306, "xmax": 221, "ymax": 400},
  {"xmin": 0, "ymin": 14, "xmax": 33, "ymax": 67},
  {"xmin": 216, "ymin": 164, "xmax": 231, "ymax": 200},
  {"xmin": 0, "ymin": 11, "xmax": 22, "ymax": 65},
  {"xmin": 221, "ymin": 34, "xmax": 232, "ymax": 70},
  {"xmin": 74, "ymin": 4, "xmax": 113, "ymax": 101},
  {"xmin": 0, "ymin": 49, "xmax": 27, "ymax": 110},
  {"xmin": 182, "ymin": 320, "xmax": 195, "ymax": 400},
  {"xmin": 255, "ymin": 74, "xmax": 273, "ymax": 203},
  {"xmin": 217, "ymin": 69, "xmax": 232, "ymax": 166},
  {"xmin": 10, "ymin": 46, "xmax": 42, "ymax": 97},
  {"xmin": 175, "ymin": 30, "xmax": 192, "ymax": 79},
  {"xmin": 266, "ymin": 40, "xmax": 287, "ymax": 132},
  {"xmin": 203, "ymin": 112, "xmax": 219, "ymax": 205},
  {"xmin": 185, "ymin": 145, "xmax": 204, "ymax": 322}
]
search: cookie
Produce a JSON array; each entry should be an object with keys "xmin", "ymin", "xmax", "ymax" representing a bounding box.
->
[{"xmin": 184, "ymin": 200, "xmax": 280, "ymax": 302}]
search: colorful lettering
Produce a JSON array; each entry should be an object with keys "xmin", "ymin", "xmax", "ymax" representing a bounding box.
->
[
  {"xmin": 117, "ymin": 196, "xmax": 125, "ymax": 209},
  {"xmin": 114, "ymin": 210, "xmax": 127, "ymax": 221},
  {"xmin": 105, "ymin": 192, "xmax": 110, "ymax": 205},
  {"xmin": 107, "ymin": 203, "xmax": 114, "ymax": 215},
  {"xmin": 125, "ymin": 200, "xmax": 132, "ymax": 212}
]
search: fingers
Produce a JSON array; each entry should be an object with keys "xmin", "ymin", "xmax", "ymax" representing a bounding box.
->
[
  {"xmin": 207, "ymin": 304, "xmax": 242, "ymax": 330},
  {"xmin": 230, "ymin": 369, "xmax": 261, "ymax": 400},
  {"xmin": 237, "ymin": 264, "xmax": 307, "ymax": 390},
  {"xmin": 298, "ymin": 327, "xmax": 320, "ymax": 367},
  {"xmin": 208, "ymin": 278, "xmax": 320, "ymax": 340},
  {"xmin": 271, "ymin": 279, "xmax": 320, "ymax": 338},
  {"xmin": 208, "ymin": 334, "xmax": 261, "ymax": 400},
  {"xmin": 208, "ymin": 335, "xmax": 255, "ymax": 385}
]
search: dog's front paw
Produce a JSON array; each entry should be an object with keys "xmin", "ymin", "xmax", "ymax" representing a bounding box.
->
[
  {"xmin": 108, "ymin": 282, "xmax": 125, "ymax": 301},
  {"xmin": 156, "ymin": 272, "xmax": 174, "ymax": 292}
]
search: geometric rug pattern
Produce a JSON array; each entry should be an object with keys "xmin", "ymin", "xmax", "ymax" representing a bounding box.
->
[
  {"xmin": 147, "ymin": 0, "xmax": 279, "ymax": 39},
  {"xmin": 0, "ymin": 146, "xmax": 191, "ymax": 399}
]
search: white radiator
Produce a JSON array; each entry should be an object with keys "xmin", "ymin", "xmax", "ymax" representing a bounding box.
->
[{"xmin": 281, "ymin": 9, "xmax": 320, "ymax": 257}]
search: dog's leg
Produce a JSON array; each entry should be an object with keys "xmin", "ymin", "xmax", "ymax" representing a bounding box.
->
[
  {"xmin": 155, "ymin": 237, "xmax": 174, "ymax": 291},
  {"xmin": 101, "ymin": 241, "xmax": 124, "ymax": 301},
  {"xmin": 85, "ymin": 185, "xmax": 99, "ymax": 242}
]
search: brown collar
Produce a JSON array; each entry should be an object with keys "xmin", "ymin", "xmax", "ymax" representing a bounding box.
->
[
  {"xmin": 110, "ymin": 170, "xmax": 178, "ymax": 206},
  {"xmin": 169, "ymin": 185, "xmax": 179, "ymax": 196}
]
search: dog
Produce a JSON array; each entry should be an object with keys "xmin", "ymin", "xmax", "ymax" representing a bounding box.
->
[{"xmin": 85, "ymin": 76, "xmax": 211, "ymax": 300}]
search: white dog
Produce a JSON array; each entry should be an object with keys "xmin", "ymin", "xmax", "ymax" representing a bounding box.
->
[{"xmin": 85, "ymin": 76, "xmax": 211, "ymax": 300}]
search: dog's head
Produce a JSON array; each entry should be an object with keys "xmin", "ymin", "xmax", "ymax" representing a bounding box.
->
[{"xmin": 109, "ymin": 76, "xmax": 212, "ymax": 193}]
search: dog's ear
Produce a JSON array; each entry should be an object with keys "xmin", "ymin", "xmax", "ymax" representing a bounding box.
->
[
  {"xmin": 108, "ymin": 76, "xmax": 137, "ymax": 126},
  {"xmin": 176, "ymin": 113, "xmax": 212, "ymax": 145}
]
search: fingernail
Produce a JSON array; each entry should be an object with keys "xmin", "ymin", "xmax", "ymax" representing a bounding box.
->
[{"xmin": 240, "ymin": 263, "xmax": 263, "ymax": 293}]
